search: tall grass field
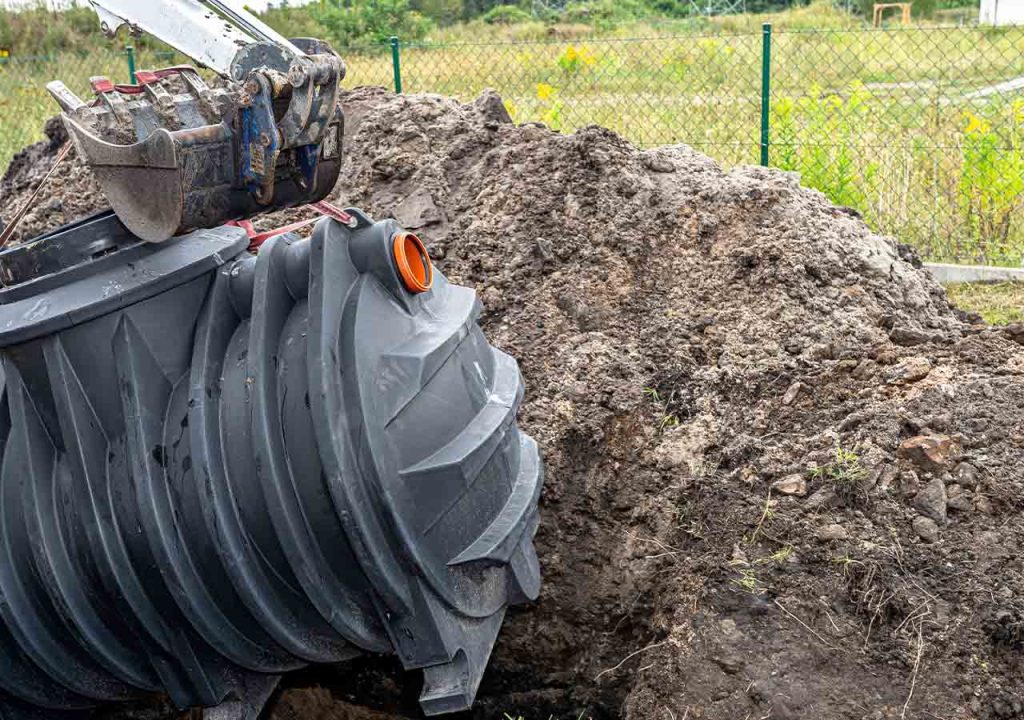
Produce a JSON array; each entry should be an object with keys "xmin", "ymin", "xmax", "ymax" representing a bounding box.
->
[{"xmin": 2, "ymin": 21, "xmax": 1024, "ymax": 266}]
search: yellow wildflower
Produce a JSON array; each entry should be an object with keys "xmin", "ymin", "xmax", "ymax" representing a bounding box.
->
[
  {"xmin": 577, "ymin": 45, "xmax": 597, "ymax": 66},
  {"xmin": 536, "ymin": 83, "xmax": 556, "ymax": 101},
  {"xmin": 1013, "ymin": 98, "xmax": 1024, "ymax": 124},
  {"xmin": 964, "ymin": 111, "xmax": 990, "ymax": 135}
]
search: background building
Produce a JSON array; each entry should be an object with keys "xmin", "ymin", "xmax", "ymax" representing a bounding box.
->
[{"xmin": 980, "ymin": 0, "xmax": 1024, "ymax": 24}]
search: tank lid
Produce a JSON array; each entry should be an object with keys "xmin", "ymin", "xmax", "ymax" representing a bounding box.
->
[
  {"xmin": 0, "ymin": 211, "xmax": 138, "ymax": 291},
  {"xmin": 0, "ymin": 215, "xmax": 249, "ymax": 347}
]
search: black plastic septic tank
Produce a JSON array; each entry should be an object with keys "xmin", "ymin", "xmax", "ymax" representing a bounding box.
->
[{"xmin": 0, "ymin": 209, "xmax": 542, "ymax": 719}]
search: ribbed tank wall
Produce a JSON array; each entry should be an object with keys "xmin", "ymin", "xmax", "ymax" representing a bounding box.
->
[{"xmin": 0, "ymin": 211, "xmax": 542, "ymax": 719}]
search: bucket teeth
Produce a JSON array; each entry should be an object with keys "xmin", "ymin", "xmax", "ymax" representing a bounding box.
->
[{"xmin": 48, "ymin": 59, "xmax": 344, "ymax": 243}]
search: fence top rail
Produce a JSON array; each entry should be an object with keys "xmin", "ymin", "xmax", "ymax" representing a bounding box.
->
[
  {"xmin": 767, "ymin": 23, "xmax": 1020, "ymax": 33},
  {"xmin": 396, "ymin": 32, "xmax": 761, "ymax": 49},
  {"xmin": 1, "ymin": 22, "xmax": 1017, "ymax": 61},
  {"xmin": 0, "ymin": 49, "xmax": 130, "ymax": 64}
]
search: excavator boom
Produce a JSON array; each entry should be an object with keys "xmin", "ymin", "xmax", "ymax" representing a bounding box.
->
[{"xmin": 87, "ymin": 0, "xmax": 305, "ymax": 78}]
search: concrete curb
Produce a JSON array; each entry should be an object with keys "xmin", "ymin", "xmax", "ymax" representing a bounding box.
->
[{"xmin": 925, "ymin": 263, "xmax": 1024, "ymax": 284}]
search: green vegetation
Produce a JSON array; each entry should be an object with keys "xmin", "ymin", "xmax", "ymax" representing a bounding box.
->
[
  {"xmin": 643, "ymin": 388, "xmax": 681, "ymax": 430},
  {"xmin": 384, "ymin": 24, "xmax": 1024, "ymax": 265},
  {"xmin": 481, "ymin": 5, "xmax": 534, "ymax": 25},
  {"xmin": 2, "ymin": 0, "xmax": 1013, "ymax": 267},
  {"xmin": 309, "ymin": 1, "xmax": 434, "ymax": 46},
  {"xmin": 0, "ymin": 0, "xmax": 973, "ymax": 54},
  {"xmin": 811, "ymin": 448, "xmax": 869, "ymax": 506},
  {"xmin": 730, "ymin": 565, "xmax": 767, "ymax": 594},
  {"xmin": 945, "ymin": 282, "xmax": 1024, "ymax": 325}
]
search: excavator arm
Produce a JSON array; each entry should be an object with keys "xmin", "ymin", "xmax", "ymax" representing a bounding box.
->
[
  {"xmin": 86, "ymin": 0, "xmax": 306, "ymax": 78},
  {"xmin": 45, "ymin": 0, "xmax": 346, "ymax": 242}
]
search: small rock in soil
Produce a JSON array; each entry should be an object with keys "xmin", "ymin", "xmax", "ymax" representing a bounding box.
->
[
  {"xmin": 913, "ymin": 476, "xmax": 948, "ymax": 524},
  {"xmin": 874, "ymin": 463, "xmax": 899, "ymax": 492},
  {"xmin": 899, "ymin": 469, "xmax": 921, "ymax": 497},
  {"xmin": 913, "ymin": 516, "xmax": 940, "ymax": 543},
  {"xmin": 947, "ymin": 483, "xmax": 972, "ymax": 512},
  {"xmin": 771, "ymin": 474, "xmax": 807, "ymax": 496},
  {"xmin": 1004, "ymin": 322, "xmax": 1024, "ymax": 346},
  {"xmin": 975, "ymin": 494, "xmax": 994, "ymax": 514},
  {"xmin": 804, "ymin": 487, "xmax": 838, "ymax": 511},
  {"xmin": 781, "ymin": 382, "xmax": 803, "ymax": 406},
  {"xmin": 889, "ymin": 325, "xmax": 942, "ymax": 346},
  {"xmin": 956, "ymin": 461, "xmax": 980, "ymax": 489},
  {"xmin": 817, "ymin": 523, "xmax": 849, "ymax": 541},
  {"xmin": 641, "ymin": 152, "xmax": 677, "ymax": 173},
  {"xmin": 852, "ymin": 358, "xmax": 878, "ymax": 379},
  {"xmin": 899, "ymin": 434, "xmax": 955, "ymax": 474},
  {"xmin": 885, "ymin": 355, "xmax": 932, "ymax": 384}
]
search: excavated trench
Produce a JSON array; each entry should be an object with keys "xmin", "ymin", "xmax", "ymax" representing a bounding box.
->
[{"xmin": 5, "ymin": 87, "xmax": 1024, "ymax": 720}]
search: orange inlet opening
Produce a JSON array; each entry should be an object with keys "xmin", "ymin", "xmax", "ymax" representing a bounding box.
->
[{"xmin": 393, "ymin": 232, "xmax": 433, "ymax": 293}]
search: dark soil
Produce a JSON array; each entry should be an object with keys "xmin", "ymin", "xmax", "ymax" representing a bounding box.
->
[
  {"xmin": 0, "ymin": 115, "xmax": 106, "ymax": 240},
  {"xmin": 4, "ymin": 87, "xmax": 1024, "ymax": 720}
]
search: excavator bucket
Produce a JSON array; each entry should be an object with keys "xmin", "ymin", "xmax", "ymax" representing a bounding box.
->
[{"xmin": 48, "ymin": 63, "xmax": 343, "ymax": 243}]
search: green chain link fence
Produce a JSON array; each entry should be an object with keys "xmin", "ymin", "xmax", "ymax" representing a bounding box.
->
[
  {"xmin": 3, "ymin": 25, "xmax": 1024, "ymax": 266},
  {"xmin": 0, "ymin": 46, "xmax": 178, "ymax": 166}
]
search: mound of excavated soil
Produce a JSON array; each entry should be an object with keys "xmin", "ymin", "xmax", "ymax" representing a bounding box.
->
[
  {"xmin": 6, "ymin": 88, "xmax": 1024, "ymax": 720},
  {"xmin": 0, "ymin": 116, "xmax": 106, "ymax": 240}
]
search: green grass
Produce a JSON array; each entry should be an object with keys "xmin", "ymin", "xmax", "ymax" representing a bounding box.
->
[
  {"xmin": 382, "ymin": 24, "xmax": 1024, "ymax": 265},
  {"xmin": 2, "ymin": 4, "xmax": 1023, "ymax": 266},
  {"xmin": 0, "ymin": 46, "xmax": 183, "ymax": 167},
  {"xmin": 811, "ymin": 447, "xmax": 869, "ymax": 506},
  {"xmin": 945, "ymin": 281, "xmax": 1024, "ymax": 324}
]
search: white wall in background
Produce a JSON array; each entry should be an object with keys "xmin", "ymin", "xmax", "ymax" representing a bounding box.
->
[{"xmin": 980, "ymin": 0, "xmax": 1024, "ymax": 25}]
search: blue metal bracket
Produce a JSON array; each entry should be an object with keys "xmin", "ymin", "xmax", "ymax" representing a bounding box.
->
[{"xmin": 238, "ymin": 74, "xmax": 281, "ymax": 204}]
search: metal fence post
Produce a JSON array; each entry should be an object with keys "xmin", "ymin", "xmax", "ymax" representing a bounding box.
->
[
  {"xmin": 390, "ymin": 36, "xmax": 403, "ymax": 94},
  {"xmin": 126, "ymin": 45, "xmax": 137, "ymax": 84},
  {"xmin": 760, "ymin": 23, "xmax": 772, "ymax": 167}
]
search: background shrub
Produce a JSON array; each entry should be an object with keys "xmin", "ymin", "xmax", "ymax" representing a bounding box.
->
[{"xmin": 482, "ymin": 5, "xmax": 534, "ymax": 24}]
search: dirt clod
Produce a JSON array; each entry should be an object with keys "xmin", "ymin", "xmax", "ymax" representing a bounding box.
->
[
  {"xmin": 913, "ymin": 476, "xmax": 949, "ymax": 524},
  {"xmin": 899, "ymin": 433, "xmax": 956, "ymax": 474},
  {"xmin": 4, "ymin": 87, "xmax": 1024, "ymax": 720},
  {"xmin": 885, "ymin": 355, "xmax": 932, "ymax": 383},
  {"xmin": 772, "ymin": 473, "xmax": 807, "ymax": 496},
  {"xmin": 912, "ymin": 515, "xmax": 940, "ymax": 543}
]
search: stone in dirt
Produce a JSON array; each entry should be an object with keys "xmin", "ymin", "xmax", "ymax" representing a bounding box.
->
[
  {"xmin": 956, "ymin": 461, "xmax": 980, "ymax": 489},
  {"xmin": 899, "ymin": 434, "xmax": 956, "ymax": 474},
  {"xmin": 5, "ymin": 87, "xmax": 1024, "ymax": 720},
  {"xmin": 913, "ymin": 516, "xmax": 940, "ymax": 543},
  {"xmin": 885, "ymin": 355, "xmax": 932, "ymax": 384},
  {"xmin": 772, "ymin": 474, "xmax": 808, "ymax": 496},
  {"xmin": 946, "ymin": 483, "xmax": 972, "ymax": 512},
  {"xmin": 913, "ymin": 476, "xmax": 948, "ymax": 524},
  {"xmin": 1004, "ymin": 322, "xmax": 1024, "ymax": 346},
  {"xmin": 782, "ymin": 381, "xmax": 803, "ymax": 405},
  {"xmin": 817, "ymin": 523, "xmax": 849, "ymax": 541}
]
